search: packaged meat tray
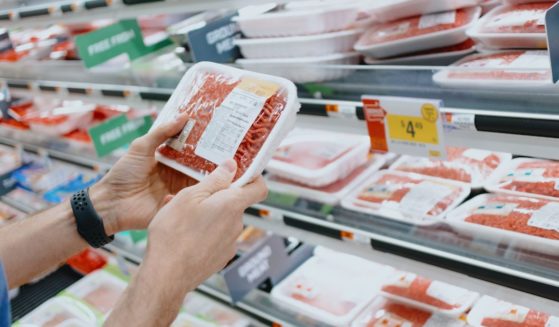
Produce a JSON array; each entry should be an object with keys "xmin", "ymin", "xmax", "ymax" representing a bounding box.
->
[
  {"xmin": 467, "ymin": 295, "xmax": 559, "ymax": 327},
  {"xmin": 64, "ymin": 269, "xmax": 127, "ymax": 315},
  {"xmin": 12, "ymin": 162, "xmax": 81, "ymax": 193},
  {"xmin": 0, "ymin": 202, "xmax": 25, "ymax": 226},
  {"xmin": 504, "ymin": 0, "xmax": 557, "ymax": 3},
  {"xmin": 364, "ymin": 39, "xmax": 476, "ymax": 66},
  {"xmin": 381, "ymin": 271, "xmax": 479, "ymax": 317},
  {"xmin": 486, "ymin": 158, "xmax": 559, "ymax": 200},
  {"xmin": 181, "ymin": 292, "xmax": 253, "ymax": 327},
  {"xmin": 446, "ymin": 194, "xmax": 559, "ymax": 254},
  {"xmin": 236, "ymin": 52, "xmax": 360, "ymax": 84},
  {"xmin": 389, "ymin": 147, "xmax": 512, "ymax": 189},
  {"xmin": 467, "ymin": 3, "xmax": 553, "ymax": 49},
  {"xmin": 16, "ymin": 296, "xmax": 98, "ymax": 326},
  {"xmin": 232, "ymin": 5, "xmax": 359, "ymax": 38},
  {"xmin": 433, "ymin": 50, "xmax": 554, "ymax": 90},
  {"xmin": 0, "ymin": 145, "xmax": 22, "ymax": 175},
  {"xmin": 266, "ymin": 155, "xmax": 387, "ymax": 205},
  {"xmin": 266, "ymin": 129, "xmax": 371, "ymax": 187},
  {"xmin": 271, "ymin": 246, "xmax": 393, "ymax": 326},
  {"xmin": 22, "ymin": 101, "xmax": 95, "ymax": 137},
  {"xmin": 153, "ymin": 62, "xmax": 299, "ymax": 187},
  {"xmin": 351, "ymin": 296, "xmax": 466, "ymax": 327},
  {"xmin": 341, "ymin": 171, "xmax": 470, "ymax": 225},
  {"xmin": 354, "ymin": 7, "xmax": 481, "ymax": 59},
  {"xmin": 234, "ymin": 29, "xmax": 361, "ymax": 59}
]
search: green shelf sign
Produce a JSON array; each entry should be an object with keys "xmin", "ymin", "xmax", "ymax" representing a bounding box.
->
[{"xmin": 88, "ymin": 114, "xmax": 153, "ymax": 158}]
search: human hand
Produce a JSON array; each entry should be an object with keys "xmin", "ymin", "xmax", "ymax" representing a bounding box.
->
[{"xmin": 90, "ymin": 113, "xmax": 198, "ymax": 235}]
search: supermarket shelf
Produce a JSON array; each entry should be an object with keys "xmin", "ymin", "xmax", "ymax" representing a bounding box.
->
[{"xmin": 0, "ymin": 0, "xmax": 295, "ymax": 28}]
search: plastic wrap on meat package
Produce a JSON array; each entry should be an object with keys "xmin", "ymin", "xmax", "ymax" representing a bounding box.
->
[
  {"xmin": 271, "ymin": 246, "xmax": 394, "ymax": 326},
  {"xmin": 341, "ymin": 170, "xmax": 470, "ymax": 225},
  {"xmin": 153, "ymin": 62, "xmax": 299, "ymax": 187},
  {"xmin": 467, "ymin": 295, "xmax": 559, "ymax": 327},
  {"xmin": 389, "ymin": 147, "xmax": 511, "ymax": 189},
  {"xmin": 354, "ymin": 7, "xmax": 481, "ymax": 58},
  {"xmin": 17, "ymin": 296, "xmax": 98, "ymax": 326},
  {"xmin": 179, "ymin": 292, "xmax": 253, "ymax": 327},
  {"xmin": 351, "ymin": 296, "xmax": 466, "ymax": 327},
  {"xmin": 22, "ymin": 101, "xmax": 95, "ymax": 137},
  {"xmin": 381, "ymin": 271, "xmax": 479, "ymax": 317},
  {"xmin": 361, "ymin": 0, "xmax": 482, "ymax": 23}
]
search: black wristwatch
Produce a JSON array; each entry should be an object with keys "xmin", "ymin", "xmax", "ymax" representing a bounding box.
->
[{"xmin": 71, "ymin": 189, "xmax": 114, "ymax": 248}]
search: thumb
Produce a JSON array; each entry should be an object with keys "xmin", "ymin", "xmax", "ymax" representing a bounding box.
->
[
  {"xmin": 193, "ymin": 159, "xmax": 237, "ymax": 195},
  {"xmin": 130, "ymin": 112, "xmax": 189, "ymax": 155}
]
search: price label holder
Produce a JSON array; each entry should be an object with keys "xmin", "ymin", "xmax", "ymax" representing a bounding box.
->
[
  {"xmin": 221, "ymin": 234, "xmax": 314, "ymax": 303},
  {"xmin": 546, "ymin": 2, "xmax": 559, "ymax": 83},
  {"xmin": 362, "ymin": 96, "xmax": 447, "ymax": 159}
]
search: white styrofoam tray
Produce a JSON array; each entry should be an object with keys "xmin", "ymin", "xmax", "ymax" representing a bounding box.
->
[{"xmin": 364, "ymin": 41, "xmax": 476, "ymax": 66}]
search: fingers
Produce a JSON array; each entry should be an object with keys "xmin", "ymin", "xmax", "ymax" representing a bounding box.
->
[
  {"xmin": 162, "ymin": 194, "xmax": 174, "ymax": 205},
  {"xmin": 191, "ymin": 159, "xmax": 237, "ymax": 195},
  {"xmin": 130, "ymin": 112, "xmax": 189, "ymax": 155},
  {"xmin": 206, "ymin": 175, "xmax": 268, "ymax": 210}
]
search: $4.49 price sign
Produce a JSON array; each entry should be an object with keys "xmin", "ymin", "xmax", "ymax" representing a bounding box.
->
[{"xmin": 362, "ymin": 96, "xmax": 447, "ymax": 159}]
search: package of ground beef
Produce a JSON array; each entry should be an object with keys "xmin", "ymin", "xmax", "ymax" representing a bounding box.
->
[
  {"xmin": 17, "ymin": 296, "xmax": 98, "ymax": 326},
  {"xmin": 355, "ymin": 6, "xmax": 481, "ymax": 58},
  {"xmin": 467, "ymin": 2, "xmax": 552, "ymax": 49},
  {"xmin": 351, "ymin": 296, "xmax": 466, "ymax": 327},
  {"xmin": 153, "ymin": 62, "xmax": 299, "ymax": 187},
  {"xmin": 390, "ymin": 147, "xmax": 511, "ymax": 189},
  {"xmin": 468, "ymin": 295, "xmax": 559, "ymax": 327},
  {"xmin": 341, "ymin": 170, "xmax": 470, "ymax": 225},
  {"xmin": 381, "ymin": 272, "xmax": 479, "ymax": 317},
  {"xmin": 22, "ymin": 101, "xmax": 95, "ymax": 137},
  {"xmin": 433, "ymin": 50, "xmax": 553, "ymax": 90},
  {"xmin": 486, "ymin": 158, "xmax": 559, "ymax": 200}
]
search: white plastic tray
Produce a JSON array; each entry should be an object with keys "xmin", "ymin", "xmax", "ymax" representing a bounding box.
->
[
  {"xmin": 18, "ymin": 296, "xmax": 98, "ymax": 326},
  {"xmin": 364, "ymin": 41, "xmax": 475, "ymax": 66},
  {"xmin": 152, "ymin": 62, "xmax": 300, "ymax": 188},
  {"xmin": 341, "ymin": 170, "xmax": 471, "ymax": 226},
  {"xmin": 235, "ymin": 29, "xmax": 361, "ymax": 59},
  {"xmin": 481, "ymin": 0, "xmax": 501, "ymax": 14},
  {"xmin": 362, "ymin": 0, "xmax": 482, "ymax": 23},
  {"xmin": 445, "ymin": 194, "xmax": 559, "ymax": 255},
  {"xmin": 381, "ymin": 272, "xmax": 479, "ymax": 317},
  {"xmin": 232, "ymin": 6, "xmax": 359, "ymax": 38},
  {"xmin": 467, "ymin": 4, "xmax": 549, "ymax": 49},
  {"xmin": 503, "ymin": 0, "xmax": 557, "ymax": 4},
  {"xmin": 28, "ymin": 110, "xmax": 94, "ymax": 137},
  {"xmin": 271, "ymin": 246, "xmax": 393, "ymax": 327},
  {"xmin": 237, "ymin": 52, "xmax": 360, "ymax": 84},
  {"xmin": 266, "ymin": 155, "xmax": 387, "ymax": 205},
  {"xmin": 354, "ymin": 7, "xmax": 481, "ymax": 58},
  {"xmin": 266, "ymin": 129, "xmax": 370, "ymax": 187}
]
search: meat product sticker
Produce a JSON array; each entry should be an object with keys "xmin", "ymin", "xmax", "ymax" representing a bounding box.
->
[
  {"xmin": 528, "ymin": 202, "xmax": 559, "ymax": 232},
  {"xmin": 362, "ymin": 96, "xmax": 447, "ymax": 159},
  {"xmin": 546, "ymin": 2, "xmax": 559, "ymax": 83}
]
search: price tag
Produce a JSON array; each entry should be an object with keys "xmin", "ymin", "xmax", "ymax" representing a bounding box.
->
[
  {"xmin": 362, "ymin": 96, "xmax": 446, "ymax": 159},
  {"xmin": 546, "ymin": 2, "xmax": 559, "ymax": 83}
]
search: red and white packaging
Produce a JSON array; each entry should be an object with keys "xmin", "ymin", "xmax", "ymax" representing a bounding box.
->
[
  {"xmin": 351, "ymin": 296, "xmax": 466, "ymax": 327},
  {"xmin": 18, "ymin": 296, "xmax": 98, "ymax": 326},
  {"xmin": 22, "ymin": 101, "xmax": 95, "ymax": 137},
  {"xmin": 266, "ymin": 154, "xmax": 388, "ymax": 205},
  {"xmin": 467, "ymin": 295, "xmax": 559, "ymax": 327},
  {"xmin": 389, "ymin": 147, "xmax": 512, "ymax": 189},
  {"xmin": 341, "ymin": 171, "xmax": 470, "ymax": 225},
  {"xmin": 266, "ymin": 129, "xmax": 371, "ymax": 187},
  {"xmin": 354, "ymin": 7, "xmax": 481, "ymax": 58},
  {"xmin": 433, "ymin": 50, "xmax": 554, "ymax": 90},
  {"xmin": 446, "ymin": 194, "xmax": 559, "ymax": 254},
  {"xmin": 381, "ymin": 272, "xmax": 479, "ymax": 317},
  {"xmin": 486, "ymin": 158, "xmax": 559, "ymax": 200},
  {"xmin": 467, "ymin": 3, "xmax": 553, "ymax": 49},
  {"xmin": 271, "ymin": 246, "xmax": 393, "ymax": 327},
  {"xmin": 153, "ymin": 62, "xmax": 300, "ymax": 187}
]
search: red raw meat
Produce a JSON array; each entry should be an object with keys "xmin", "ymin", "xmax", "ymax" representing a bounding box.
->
[
  {"xmin": 158, "ymin": 72, "xmax": 287, "ymax": 181},
  {"xmin": 365, "ymin": 301, "xmax": 432, "ymax": 327},
  {"xmin": 382, "ymin": 276, "xmax": 457, "ymax": 310},
  {"xmin": 482, "ymin": 310, "xmax": 550, "ymax": 327},
  {"xmin": 482, "ymin": 3, "xmax": 553, "ymax": 34},
  {"xmin": 500, "ymin": 160, "xmax": 559, "ymax": 198}
]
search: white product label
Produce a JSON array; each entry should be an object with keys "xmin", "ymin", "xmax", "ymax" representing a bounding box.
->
[
  {"xmin": 327, "ymin": 104, "xmax": 357, "ymax": 120},
  {"xmin": 309, "ymin": 143, "xmax": 350, "ymax": 161},
  {"xmin": 508, "ymin": 51, "xmax": 550, "ymax": 70},
  {"xmin": 372, "ymin": 313, "xmax": 413, "ymax": 327},
  {"xmin": 388, "ymin": 272, "xmax": 416, "ymax": 288},
  {"xmin": 399, "ymin": 182, "xmax": 453, "ymax": 217},
  {"xmin": 381, "ymin": 22, "xmax": 410, "ymax": 37},
  {"xmin": 506, "ymin": 168, "xmax": 546, "ymax": 181},
  {"xmin": 485, "ymin": 10, "xmax": 544, "ymax": 30},
  {"xmin": 528, "ymin": 202, "xmax": 559, "ymax": 232},
  {"xmin": 167, "ymin": 119, "xmax": 196, "ymax": 151},
  {"xmin": 424, "ymin": 315, "xmax": 464, "ymax": 327},
  {"xmin": 493, "ymin": 302, "xmax": 529, "ymax": 323},
  {"xmin": 426, "ymin": 281, "xmax": 471, "ymax": 307},
  {"xmin": 419, "ymin": 11, "xmax": 456, "ymax": 29},
  {"xmin": 546, "ymin": 316, "xmax": 559, "ymax": 327},
  {"xmin": 474, "ymin": 203, "xmax": 518, "ymax": 216},
  {"xmin": 195, "ymin": 88, "xmax": 266, "ymax": 165},
  {"xmin": 443, "ymin": 113, "xmax": 476, "ymax": 132},
  {"xmin": 462, "ymin": 149, "xmax": 491, "ymax": 161},
  {"xmin": 52, "ymin": 103, "xmax": 96, "ymax": 116}
]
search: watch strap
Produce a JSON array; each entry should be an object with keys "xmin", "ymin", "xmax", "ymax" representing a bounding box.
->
[{"xmin": 71, "ymin": 189, "xmax": 114, "ymax": 248}]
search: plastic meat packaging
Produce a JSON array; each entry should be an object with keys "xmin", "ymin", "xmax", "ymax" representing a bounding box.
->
[
  {"xmin": 486, "ymin": 158, "xmax": 559, "ymax": 200},
  {"xmin": 433, "ymin": 50, "xmax": 554, "ymax": 90},
  {"xmin": 351, "ymin": 296, "xmax": 466, "ymax": 327},
  {"xmin": 22, "ymin": 101, "xmax": 95, "ymax": 137},
  {"xmin": 17, "ymin": 296, "xmax": 98, "ymax": 326},
  {"xmin": 233, "ymin": 5, "xmax": 359, "ymax": 38},
  {"xmin": 0, "ymin": 145, "xmax": 21, "ymax": 175},
  {"xmin": 467, "ymin": 295, "xmax": 559, "ymax": 327},
  {"xmin": 266, "ymin": 155, "xmax": 387, "ymax": 205},
  {"xmin": 64, "ymin": 270, "xmax": 127, "ymax": 315},
  {"xmin": 467, "ymin": 3, "xmax": 553, "ymax": 49},
  {"xmin": 180, "ymin": 292, "xmax": 253, "ymax": 327},
  {"xmin": 354, "ymin": 7, "xmax": 481, "ymax": 58},
  {"xmin": 362, "ymin": 0, "xmax": 482, "ymax": 23},
  {"xmin": 341, "ymin": 171, "xmax": 470, "ymax": 225},
  {"xmin": 446, "ymin": 194, "xmax": 559, "ymax": 254},
  {"xmin": 389, "ymin": 147, "xmax": 511, "ymax": 188},
  {"xmin": 381, "ymin": 271, "xmax": 479, "ymax": 317},
  {"xmin": 153, "ymin": 62, "xmax": 299, "ymax": 187},
  {"xmin": 271, "ymin": 246, "xmax": 393, "ymax": 326},
  {"xmin": 266, "ymin": 129, "xmax": 371, "ymax": 187}
]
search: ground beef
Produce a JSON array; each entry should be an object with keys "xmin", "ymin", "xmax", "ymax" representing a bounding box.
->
[
  {"xmin": 363, "ymin": 300, "xmax": 432, "ymax": 327},
  {"xmin": 383, "ymin": 276, "xmax": 458, "ymax": 310},
  {"xmin": 482, "ymin": 3, "xmax": 553, "ymax": 34},
  {"xmin": 499, "ymin": 160, "xmax": 559, "ymax": 198},
  {"xmin": 482, "ymin": 311, "xmax": 550, "ymax": 327}
]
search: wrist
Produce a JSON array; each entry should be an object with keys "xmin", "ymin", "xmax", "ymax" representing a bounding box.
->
[{"xmin": 89, "ymin": 182, "xmax": 120, "ymax": 236}]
